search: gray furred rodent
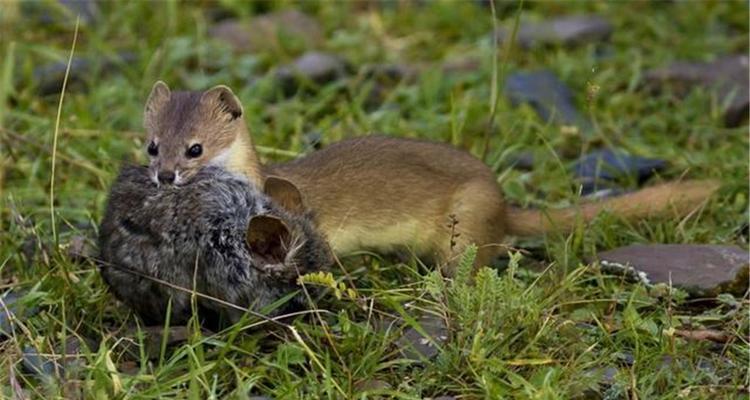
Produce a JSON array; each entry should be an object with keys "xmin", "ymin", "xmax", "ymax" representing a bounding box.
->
[{"xmin": 98, "ymin": 165, "xmax": 332, "ymax": 326}]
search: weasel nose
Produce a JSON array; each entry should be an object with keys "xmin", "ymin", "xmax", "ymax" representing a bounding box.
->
[{"xmin": 158, "ymin": 171, "xmax": 176, "ymax": 184}]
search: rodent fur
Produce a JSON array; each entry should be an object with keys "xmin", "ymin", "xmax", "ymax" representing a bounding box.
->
[{"xmin": 98, "ymin": 165, "xmax": 332, "ymax": 325}]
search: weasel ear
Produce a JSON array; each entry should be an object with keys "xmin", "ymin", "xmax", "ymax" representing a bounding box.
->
[
  {"xmin": 264, "ymin": 176, "xmax": 305, "ymax": 214},
  {"xmin": 144, "ymin": 81, "xmax": 171, "ymax": 128},
  {"xmin": 247, "ymin": 215, "xmax": 291, "ymax": 265},
  {"xmin": 201, "ymin": 85, "xmax": 243, "ymax": 121}
]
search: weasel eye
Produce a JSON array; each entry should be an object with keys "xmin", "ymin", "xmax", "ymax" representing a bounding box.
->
[
  {"xmin": 187, "ymin": 144, "xmax": 203, "ymax": 158},
  {"xmin": 147, "ymin": 141, "xmax": 158, "ymax": 156}
]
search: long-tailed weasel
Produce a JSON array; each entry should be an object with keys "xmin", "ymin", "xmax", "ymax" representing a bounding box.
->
[{"xmin": 142, "ymin": 82, "xmax": 720, "ymax": 270}]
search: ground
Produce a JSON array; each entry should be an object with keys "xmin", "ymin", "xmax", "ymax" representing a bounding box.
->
[{"xmin": 0, "ymin": 1, "xmax": 748, "ymax": 399}]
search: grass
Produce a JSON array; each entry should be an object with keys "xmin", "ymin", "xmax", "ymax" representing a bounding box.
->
[{"xmin": 1, "ymin": 1, "xmax": 748, "ymax": 398}]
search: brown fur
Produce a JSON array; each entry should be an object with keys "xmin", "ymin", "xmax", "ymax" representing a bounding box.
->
[
  {"xmin": 143, "ymin": 82, "xmax": 720, "ymax": 272},
  {"xmin": 143, "ymin": 81, "xmax": 263, "ymax": 187},
  {"xmin": 267, "ymin": 136, "xmax": 720, "ymax": 270}
]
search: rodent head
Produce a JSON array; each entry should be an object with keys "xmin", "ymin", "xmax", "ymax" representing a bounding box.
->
[
  {"xmin": 143, "ymin": 81, "xmax": 246, "ymax": 186},
  {"xmin": 247, "ymin": 176, "xmax": 333, "ymax": 281}
]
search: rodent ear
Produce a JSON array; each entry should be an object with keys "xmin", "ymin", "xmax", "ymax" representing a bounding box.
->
[
  {"xmin": 247, "ymin": 215, "xmax": 291, "ymax": 265},
  {"xmin": 202, "ymin": 85, "xmax": 243, "ymax": 121},
  {"xmin": 144, "ymin": 81, "xmax": 171, "ymax": 129},
  {"xmin": 264, "ymin": 176, "xmax": 305, "ymax": 214}
]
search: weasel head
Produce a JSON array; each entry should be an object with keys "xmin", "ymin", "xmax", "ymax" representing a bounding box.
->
[{"xmin": 143, "ymin": 81, "xmax": 249, "ymax": 186}]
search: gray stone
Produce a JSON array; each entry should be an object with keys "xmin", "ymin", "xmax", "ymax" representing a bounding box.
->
[
  {"xmin": 572, "ymin": 149, "xmax": 667, "ymax": 196},
  {"xmin": 275, "ymin": 52, "xmax": 349, "ymax": 95},
  {"xmin": 21, "ymin": 337, "xmax": 91, "ymax": 381},
  {"xmin": 0, "ymin": 290, "xmax": 38, "ymax": 339},
  {"xmin": 580, "ymin": 366, "xmax": 619, "ymax": 398},
  {"xmin": 505, "ymin": 151, "xmax": 535, "ymax": 171},
  {"xmin": 58, "ymin": 0, "xmax": 99, "ymax": 24},
  {"xmin": 644, "ymin": 55, "xmax": 749, "ymax": 127},
  {"xmin": 33, "ymin": 52, "xmax": 137, "ymax": 96},
  {"xmin": 209, "ymin": 10, "xmax": 323, "ymax": 54},
  {"xmin": 596, "ymin": 245, "xmax": 749, "ymax": 296},
  {"xmin": 505, "ymin": 70, "xmax": 592, "ymax": 131},
  {"xmin": 354, "ymin": 379, "xmax": 392, "ymax": 392},
  {"xmin": 22, "ymin": 346, "xmax": 60, "ymax": 381},
  {"xmin": 21, "ymin": 0, "xmax": 99, "ymax": 26},
  {"xmin": 495, "ymin": 15, "xmax": 613, "ymax": 49},
  {"xmin": 396, "ymin": 315, "xmax": 448, "ymax": 361},
  {"xmin": 363, "ymin": 63, "xmax": 418, "ymax": 84}
]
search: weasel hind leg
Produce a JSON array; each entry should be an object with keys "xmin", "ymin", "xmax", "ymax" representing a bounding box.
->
[{"xmin": 438, "ymin": 180, "xmax": 507, "ymax": 275}]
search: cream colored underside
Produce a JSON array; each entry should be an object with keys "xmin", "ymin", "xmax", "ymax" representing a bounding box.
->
[{"xmin": 324, "ymin": 217, "xmax": 434, "ymax": 256}]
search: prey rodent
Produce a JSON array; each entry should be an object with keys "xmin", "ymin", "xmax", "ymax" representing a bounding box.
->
[{"xmin": 98, "ymin": 165, "xmax": 332, "ymax": 326}]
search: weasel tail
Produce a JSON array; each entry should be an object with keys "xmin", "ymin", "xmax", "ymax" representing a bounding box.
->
[{"xmin": 505, "ymin": 179, "xmax": 721, "ymax": 237}]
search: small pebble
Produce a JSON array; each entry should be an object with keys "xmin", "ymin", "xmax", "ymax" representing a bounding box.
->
[
  {"xmin": 275, "ymin": 52, "xmax": 349, "ymax": 95},
  {"xmin": 209, "ymin": 10, "xmax": 323, "ymax": 54},
  {"xmin": 505, "ymin": 70, "xmax": 592, "ymax": 132},
  {"xmin": 396, "ymin": 315, "xmax": 449, "ymax": 362},
  {"xmin": 495, "ymin": 15, "xmax": 613, "ymax": 48},
  {"xmin": 643, "ymin": 55, "xmax": 749, "ymax": 127}
]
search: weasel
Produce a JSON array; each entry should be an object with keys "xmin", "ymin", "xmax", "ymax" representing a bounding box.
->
[
  {"xmin": 142, "ymin": 82, "xmax": 720, "ymax": 271},
  {"xmin": 266, "ymin": 136, "xmax": 720, "ymax": 268}
]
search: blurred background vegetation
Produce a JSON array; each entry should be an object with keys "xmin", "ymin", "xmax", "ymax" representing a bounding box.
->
[{"xmin": 0, "ymin": 1, "xmax": 747, "ymax": 398}]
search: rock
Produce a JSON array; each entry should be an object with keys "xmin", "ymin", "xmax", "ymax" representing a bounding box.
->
[
  {"xmin": 33, "ymin": 57, "xmax": 91, "ymax": 96},
  {"xmin": 22, "ymin": 337, "xmax": 92, "ymax": 381},
  {"xmin": 34, "ymin": 52, "xmax": 137, "ymax": 96},
  {"xmin": 643, "ymin": 55, "xmax": 749, "ymax": 127},
  {"xmin": 596, "ymin": 245, "xmax": 749, "ymax": 297},
  {"xmin": 614, "ymin": 351, "xmax": 635, "ymax": 367},
  {"xmin": 354, "ymin": 379, "xmax": 392, "ymax": 392},
  {"xmin": 0, "ymin": 290, "xmax": 38, "ymax": 339},
  {"xmin": 504, "ymin": 151, "xmax": 535, "ymax": 170},
  {"xmin": 209, "ymin": 10, "xmax": 323, "ymax": 54},
  {"xmin": 572, "ymin": 149, "xmax": 667, "ymax": 195},
  {"xmin": 21, "ymin": 0, "xmax": 99, "ymax": 26},
  {"xmin": 495, "ymin": 15, "xmax": 613, "ymax": 49},
  {"xmin": 580, "ymin": 366, "xmax": 619, "ymax": 398},
  {"xmin": 396, "ymin": 315, "xmax": 448, "ymax": 361},
  {"xmin": 22, "ymin": 346, "xmax": 60, "ymax": 381},
  {"xmin": 358, "ymin": 63, "xmax": 417, "ymax": 109},
  {"xmin": 363, "ymin": 63, "xmax": 418, "ymax": 85},
  {"xmin": 275, "ymin": 52, "xmax": 349, "ymax": 95},
  {"xmin": 505, "ymin": 70, "xmax": 592, "ymax": 131},
  {"xmin": 302, "ymin": 131, "xmax": 323, "ymax": 151},
  {"xmin": 58, "ymin": 0, "xmax": 100, "ymax": 24}
]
